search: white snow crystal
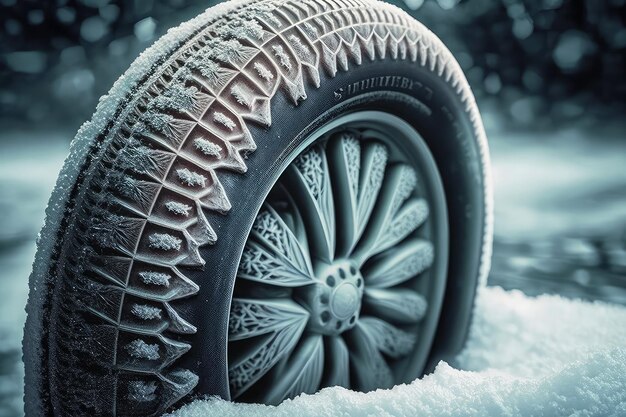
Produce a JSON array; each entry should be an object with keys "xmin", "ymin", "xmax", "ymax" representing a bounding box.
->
[
  {"xmin": 218, "ymin": 19, "xmax": 263, "ymax": 40},
  {"xmin": 139, "ymin": 271, "xmax": 171, "ymax": 286},
  {"xmin": 271, "ymin": 45, "xmax": 292, "ymax": 71},
  {"xmin": 128, "ymin": 380, "xmax": 158, "ymax": 403},
  {"xmin": 166, "ymin": 201, "xmax": 193, "ymax": 216},
  {"xmin": 154, "ymin": 85, "xmax": 197, "ymax": 111},
  {"xmin": 177, "ymin": 168, "xmax": 207, "ymax": 187},
  {"xmin": 131, "ymin": 303, "xmax": 162, "ymax": 320},
  {"xmin": 194, "ymin": 138, "xmax": 222, "ymax": 157},
  {"xmin": 288, "ymin": 35, "xmax": 311, "ymax": 61},
  {"xmin": 148, "ymin": 232, "xmax": 182, "ymax": 251},
  {"xmin": 167, "ymin": 287, "xmax": 626, "ymax": 417},
  {"xmin": 213, "ymin": 112, "xmax": 236, "ymax": 131},
  {"xmin": 210, "ymin": 39, "xmax": 247, "ymax": 62},
  {"xmin": 253, "ymin": 62, "xmax": 273, "ymax": 81},
  {"xmin": 125, "ymin": 339, "xmax": 160, "ymax": 360},
  {"xmin": 230, "ymin": 84, "xmax": 252, "ymax": 108}
]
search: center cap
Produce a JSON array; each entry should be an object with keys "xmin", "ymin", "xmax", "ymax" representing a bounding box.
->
[
  {"xmin": 331, "ymin": 283, "xmax": 359, "ymax": 319},
  {"xmin": 297, "ymin": 260, "xmax": 364, "ymax": 335}
]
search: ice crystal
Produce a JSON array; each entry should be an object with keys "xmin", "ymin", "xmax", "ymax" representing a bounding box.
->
[
  {"xmin": 272, "ymin": 45, "xmax": 292, "ymax": 71},
  {"xmin": 219, "ymin": 19, "xmax": 263, "ymax": 40},
  {"xmin": 91, "ymin": 212, "xmax": 140, "ymax": 250},
  {"xmin": 165, "ymin": 201, "xmax": 192, "ymax": 216},
  {"xmin": 118, "ymin": 139, "xmax": 171, "ymax": 176},
  {"xmin": 302, "ymin": 22, "xmax": 318, "ymax": 39},
  {"xmin": 242, "ymin": 3, "xmax": 281, "ymax": 28},
  {"xmin": 153, "ymin": 85, "xmax": 197, "ymax": 111},
  {"xmin": 288, "ymin": 35, "xmax": 312, "ymax": 61},
  {"xmin": 188, "ymin": 57, "xmax": 221, "ymax": 84},
  {"xmin": 139, "ymin": 271, "xmax": 171, "ymax": 287},
  {"xmin": 230, "ymin": 84, "xmax": 252, "ymax": 108},
  {"xmin": 127, "ymin": 381, "xmax": 158, "ymax": 403},
  {"xmin": 253, "ymin": 62, "xmax": 274, "ymax": 81},
  {"xmin": 193, "ymin": 138, "xmax": 222, "ymax": 157},
  {"xmin": 131, "ymin": 303, "xmax": 162, "ymax": 320},
  {"xmin": 213, "ymin": 112, "xmax": 236, "ymax": 131},
  {"xmin": 148, "ymin": 233, "xmax": 182, "ymax": 251},
  {"xmin": 125, "ymin": 339, "xmax": 160, "ymax": 360},
  {"xmin": 140, "ymin": 109, "xmax": 173, "ymax": 133},
  {"xmin": 176, "ymin": 168, "xmax": 207, "ymax": 187},
  {"xmin": 211, "ymin": 39, "xmax": 247, "ymax": 62}
]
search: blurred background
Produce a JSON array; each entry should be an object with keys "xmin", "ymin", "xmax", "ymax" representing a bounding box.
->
[{"xmin": 0, "ymin": 0, "xmax": 625, "ymax": 415}]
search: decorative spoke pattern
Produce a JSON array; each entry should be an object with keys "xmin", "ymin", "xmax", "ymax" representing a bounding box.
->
[
  {"xmin": 238, "ymin": 205, "xmax": 314, "ymax": 287},
  {"xmin": 287, "ymin": 145, "xmax": 336, "ymax": 262},
  {"xmin": 365, "ymin": 239, "xmax": 435, "ymax": 288},
  {"xmin": 228, "ymin": 299, "xmax": 309, "ymax": 395},
  {"xmin": 263, "ymin": 335, "xmax": 324, "ymax": 404},
  {"xmin": 229, "ymin": 129, "xmax": 441, "ymax": 404}
]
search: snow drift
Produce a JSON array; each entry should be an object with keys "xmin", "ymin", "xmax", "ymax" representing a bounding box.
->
[{"xmin": 167, "ymin": 286, "xmax": 626, "ymax": 417}]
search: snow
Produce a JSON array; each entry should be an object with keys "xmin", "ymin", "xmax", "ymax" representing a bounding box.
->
[
  {"xmin": 253, "ymin": 62, "xmax": 274, "ymax": 80},
  {"xmin": 128, "ymin": 380, "xmax": 158, "ymax": 403},
  {"xmin": 167, "ymin": 286, "xmax": 626, "ymax": 417},
  {"xmin": 177, "ymin": 168, "xmax": 208, "ymax": 187},
  {"xmin": 194, "ymin": 138, "xmax": 223, "ymax": 157},
  {"xmin": 166, "ymin": 201, "xmax": 193, "ymax": 217},
  {"xmin": 131, "ymin": 304, "xmax": 162, "ymax": 320},
  {"xmin": 213, "ymin": 112, "xmax": 237, "ymax": 131},
  {"xmin": 125, "ymin": 339, "xmax": 160, "ymax": 360},
  {"xmin": 148, "ymin": 232, "xmax": 182, "ymax": 251},
  {"xmin": 139, "ymin": 271, "xmax": 172, "ymax": 286}
]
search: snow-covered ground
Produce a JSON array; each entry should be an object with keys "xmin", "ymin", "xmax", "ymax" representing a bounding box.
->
[
  {"xmin": 168, "ymin": 287, "xmax": 626, "ymax": 417},
  {"xmin": 0, "ymin": 125, "xmax": 624, "ymax": 416}
]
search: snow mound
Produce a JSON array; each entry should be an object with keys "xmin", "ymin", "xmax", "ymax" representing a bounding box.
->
[{"xmin": 168, "ymin": 286, "xmax": 626, "ymax": 417}]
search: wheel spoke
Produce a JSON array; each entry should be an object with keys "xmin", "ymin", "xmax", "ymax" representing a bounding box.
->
[
  {"xmin": 285, "ymin": 145, "xmax": 335, "ymax": 263},
  {"xmin": 228, "ymin": 299, "xmax": 309, "ymax": 398},
  {"xmin": 353, "ymin": 165, "xmax": 419, "ymax": 265},
  {"xmin": 263, "ymin": 335, "xmax": 324, "ymax": 404},
  {"xmin": 229, "ymin": 298, "xmax": 309, "ymax": 340},
  {"xmin": 327, "ymin": 132, "xmax": 361, "ymax": 257},
  {"xmin": 364, "ymin": 288, "xmax": 428, "ymax": 324},
  {"xmin": 276, "ymin": 183, "xmax": 310, "ymax": 254},
  {"xmin": 364, "ymin": 239, "xmax": 434, "ymax": 288},
  {"xmin": 328, "ymin": 136, "xmax": 390, "ymax": 258},
  {"xmin": 346, "ymin": 325, "xmax": 394, "ymax": 392},
  {"xmin": 379, "ymin": 198, "xmax": 428, "ymax": 251},
  {"xmin": 355, "ymin": 142, "xmax": 389, "ymax": 244},
  {"xmin": 322, "ymin": 336, "xmax": 350, "ymax": 388},
  {"xmin": 238, "ymin": 204, "xmax": 315, "ymax": 287},
  {"xmin": 359, "ymin": 316, "xmax": 416, "ymax": 359}
]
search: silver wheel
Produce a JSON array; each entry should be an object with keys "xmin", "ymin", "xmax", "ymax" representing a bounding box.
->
[{"xmin": 228, "ymin": 112, "xmax": 449, "ymax": 404}]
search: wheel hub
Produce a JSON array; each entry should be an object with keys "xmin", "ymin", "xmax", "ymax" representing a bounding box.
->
[
  {"xmin": 228, "ymin": 112, "xmax": 449, "ymax": 405},
  {"xmin": 298, "ymin": 260, "xmax": 364, "ymax": 335}
]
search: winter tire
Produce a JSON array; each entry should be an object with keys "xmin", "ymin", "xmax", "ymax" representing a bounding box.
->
[{"xmin": 23, "ymin": 0, "xmax": 492, "ymax": 415}]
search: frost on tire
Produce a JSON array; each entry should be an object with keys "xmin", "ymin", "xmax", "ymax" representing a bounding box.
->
[{"xmin": 23, "ymin": 0, "xmax": 491, "ymax": 416}]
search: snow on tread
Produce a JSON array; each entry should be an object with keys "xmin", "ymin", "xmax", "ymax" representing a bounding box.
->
[{"xmin": 26, "ymin": 0, "xmax": 491, "ymax": 416}]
